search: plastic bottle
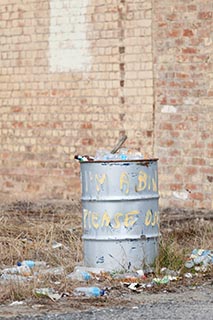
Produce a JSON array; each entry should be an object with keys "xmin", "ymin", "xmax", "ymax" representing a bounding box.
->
[
  {"xmin": 2, "ymin": 267, "xmax": 21, "ymax": 274},
  {"xmin": 2, "ymin": 265, "xmax": 31, "ymax": 276},
  {"xmin": 17, "ymin": 260, "xmax": 47, "ymax": 268},
  {"xmin": 0, "ymin": 274, "xmax": 29, "ymax": 281},
  {"xmin": 73, "ymin": 266, "xmax": 106, "ymax": 275},
  {"xmin": 73, "ymin": 287, "xmax": 105, "ymax": 297},
  {"xmin": 17, "ymin": 260, "xmax": 35, "ymax": 268},
  {"xmin": 67, "ymin": 269, "xmax": 92, "ymax": 281}
]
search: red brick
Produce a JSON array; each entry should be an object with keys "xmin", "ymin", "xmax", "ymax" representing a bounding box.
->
[
  {"xmin": 192, "ymin": 158, "xmax": 206, "ymax": 166},
  {"xmin": 168, "ymin": 29, "xmax": 180, "ymax": 37},
  {"xmin": 190, "ymin": 192, "xmax": 204, "ymax": 201},
  {"xmin": 187, "ymin": 5, "xmax": 197, "ymax": 11},
  {"xmin": 170, "ymin": 150, "xmax": 181, "ymax": 157},
  {"xmin": 182, "ymin": 47, "xmax": 197, "ymax": 54},
  {"xmin": 176, "ymin": 73, "xmax": 189, "ymax": 79},
  {"xmin": 185, "ymin": 167, "xmax": 198, "ymax": 175},
  {"xmin": 12, "ymin": 121, "xmax": 24, "ymax": 128},
  {"xmin": 198, "ymin": 12, "xmax": 212, "ymax": 20},
  {"xmin": 160, "ymin": 123, "xmax": 173, "ymax": 130},
  {"xmin": 82, "ymin": 138, "xmax": 94, "ymax": 146},
  {"xmin": 183, "ymin": 29, "xmax": 194, "ymax": 37},
  {"xmin": 170, "ymin": 184, "xmax": 182, "ymax": 191},
  {"xmin": 81, "ymin": 122, "xmax": 93, "ymax": 129},
  {"xmin": 185, "ymin": 184, "xmax": 197, "ymax": 191},
  {"xmin": 175, "ymin": 123, "xmax": 189, "ymax": 131},
  {"xmin": 4, "ymin": 181, "xmax": 14, "ymax": 188},
  {"xmin": 11, "ymin": 106, "xmax": 22, "ymax": 112}
]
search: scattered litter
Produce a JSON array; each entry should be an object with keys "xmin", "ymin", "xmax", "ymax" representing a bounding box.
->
[
  {"xmin": 72, "ymin": 266, "xmax": 105, "ymax": 275},
  {"xmin": 136, "ymin": 269, "xmax": 146, "ymax": 279},
  {"xmin": 1, "ymin": 265, "xmax": 31, "ymax": 277},
  {"xmin": 152, "ymin": 275, "xmax": 177, "ymax": 285},
  {"xmin": 194, "ymin": 265, "xmax": 208, "ymax": 272},
  {"xmin": 74, "ymin": 155, "xmax": 94, "ymax": 162},
  {"xmin": 94, "ymin": 148, "xmax": 143, "ymax": 161},
  {"xmin": 1, "ymin": 265, "xmax": 30, "ymax": 276},
  {"xmin": 74, "ymin": 135, "xmax": 144, "ymax": 162},
  {"xmin": 9, "ymin": 301, "xmax": 25, "ymax": 306},
  {"xmin": 0, "ymin": 261, "xmax": 64, "ymax": 283},
  {"xmin": 125, "ymin": 282, "xmax": 145, "ymax": 293},
  {"xmin": 75, "ymin": 149, "xmax": 144, "ymax": 162},
  {"xmin": 67, "ymin": 269, "xmax": 91, "ymax": 281},
  {"xmin": 35, "ymin": 288, "xmax": 62, "ymax": 301},
  {"xmin": 17, "ymin": 260, "xmax": 47, "ymax": 269},
  {"xmin": 160, "ymin": 267, "xmax": 178, "ymax": 277},
  {"xmin": 185, "ymin": 249, "xmax": 213, "ymax": 270},
  {"xmin": 73, "ymin": 286, "xmax": 105, "ymax": 297},
  {"xmin": 152, "ymin": 276, "xmax": 170, "ymax": 285},
  {"xmin": 112, "ymin": 272, "xmax": 144, "ymax": 282},
  {"xmin": 67, "ymin": 266, "xmax": 109, "ymax": 281},
  {"xmin": 185, "ymin": 260, "xmax": 195, "ymax": 269},
  {"xmin": 38, "ymin": 266, "xmax": 64, "ymax": 276},
  {"xmin": 184, "ymin": 273, "xmax": 193, "ymax": 279},
  {"xmin": 52, "ymin": 241, "xmax": 63, "ymax": 249},
  {"xmin": 0, "ymin": 274, "xmax": 30, "ymax": 282},
  {"xmin": 51, "ymin": 241, "xmax": 69, "ymax": 251}
]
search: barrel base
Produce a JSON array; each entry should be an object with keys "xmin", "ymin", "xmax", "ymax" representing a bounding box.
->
[{"xmin": 83, "ymin": 237, "xmax": 159, "ymax": 272}]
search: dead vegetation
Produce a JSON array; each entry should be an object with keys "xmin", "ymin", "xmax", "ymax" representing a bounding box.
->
[
  {"xmin": 156, "ymin": 218, "xmax": 213, "ymax": 273},
  {"xmin": 0, "ymin": 203, "xmax": 83, "ymax": 270},
  {"xmin": 0, "ymin": 202, "xmax": 212, "ymax": 307}
]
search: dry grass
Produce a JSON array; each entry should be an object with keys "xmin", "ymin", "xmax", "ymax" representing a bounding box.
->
[
  {"xmin": 0, "ymin": 203, "xmax": 84, "ymax": 303},
  {"xmin": 0, "ymin": 203, "xmax": 212, "ymax": 304},
  {"xmin": 155, "ymin": 219, "xmax": 213, "ymax": 273},
  {"xmin": 0, "ymin": 206, "xmax": 83, "ymax": 270}
]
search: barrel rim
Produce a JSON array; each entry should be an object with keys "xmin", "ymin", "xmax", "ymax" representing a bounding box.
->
[{"xmin": 80, "ymin": 158, "xmax": 159, "ymax": 164}]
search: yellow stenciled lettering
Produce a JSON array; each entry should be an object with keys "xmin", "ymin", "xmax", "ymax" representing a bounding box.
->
[
  {"xmin": 152, "ymin": 171, "xmax": 157, "ymax": 192},
  {"xmin": 154, "ymin": 211, "xmax": 159, "ymax": 226},
  {"xmin": 101, "ymin": 211, "xmax": 111, "ymax": 228},
  {"xmin": 83, "ymin": 208, "xmax": 89, "ymax": 229},
  {"xmin": 91, "ymin": 212, "xmax": 99, "ymax": 229},
  {"xmin": 124, "ymin": 210, "xmax": 139, "ymax": 227},
  {"xmin": 145, "ymin": 210, "xmax": 159, "ymax": 227},
  {"xmin": 113, "ymin": 212, "xmax": 123, "ymax": 229},
  {"xmin": 95, "ymin": 173, "xmax": 106, "ymax": 192},
  {"xmin": 151, "ymin": 211, "xmax": 156, "ymax": 226},
  {"xmin": 136, "ymin": 170, "xmax": 147, "ymax": 191},
  {"xmin": 148, "ymin": 175, "xmax": 151, "ymax": 190},
  {"xmin": 120, "ymin": 172, "xmax": 130, "ymax": 194},
  {"xmin": 145, "ymin": 209, "xmax": 152, "ymax": 226}
]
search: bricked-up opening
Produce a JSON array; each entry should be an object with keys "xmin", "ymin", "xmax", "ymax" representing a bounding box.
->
[{"xmin": 49, "ymin": 0, "xmax": 91, "ymax": 72}]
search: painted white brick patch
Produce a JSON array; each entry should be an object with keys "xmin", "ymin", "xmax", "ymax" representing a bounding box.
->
[
  {"xmin": 173, "ymin": 191, "xmax": 189, "ymax": 200},
  {"xmin": 161, "ymin": 105, "xmax": 177, "ymax": 113},
  {"xmin": 49, "ymin": 0, "xmax": 91, "ymax": 72}
]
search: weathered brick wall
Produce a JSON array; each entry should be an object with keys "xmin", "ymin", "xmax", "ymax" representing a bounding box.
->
[
  {"xmin": 153, "ymin": 0, "xmax": 213, "ymax": 210},
  {"xmin": 0, "ymin": 1, "xmax": 154, "ymax": 202},
  {"xmin": 0, "ymin": 0, "xmax": 212, "ymax": 210}
]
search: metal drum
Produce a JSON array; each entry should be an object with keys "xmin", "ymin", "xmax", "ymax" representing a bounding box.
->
[{"xmin": 80, "ymin": 159, "xmax": 159, "ymax": 272}]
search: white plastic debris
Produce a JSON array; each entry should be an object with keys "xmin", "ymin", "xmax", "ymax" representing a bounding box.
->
[{"xmin": 35, "ymin": 288, "xmax": 62, "ymax": 301}]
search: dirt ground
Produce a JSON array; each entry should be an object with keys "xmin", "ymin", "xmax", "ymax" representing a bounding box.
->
[{"xmin": 0, "ymin": 201, "xmax": 212, "ymax": 319}]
